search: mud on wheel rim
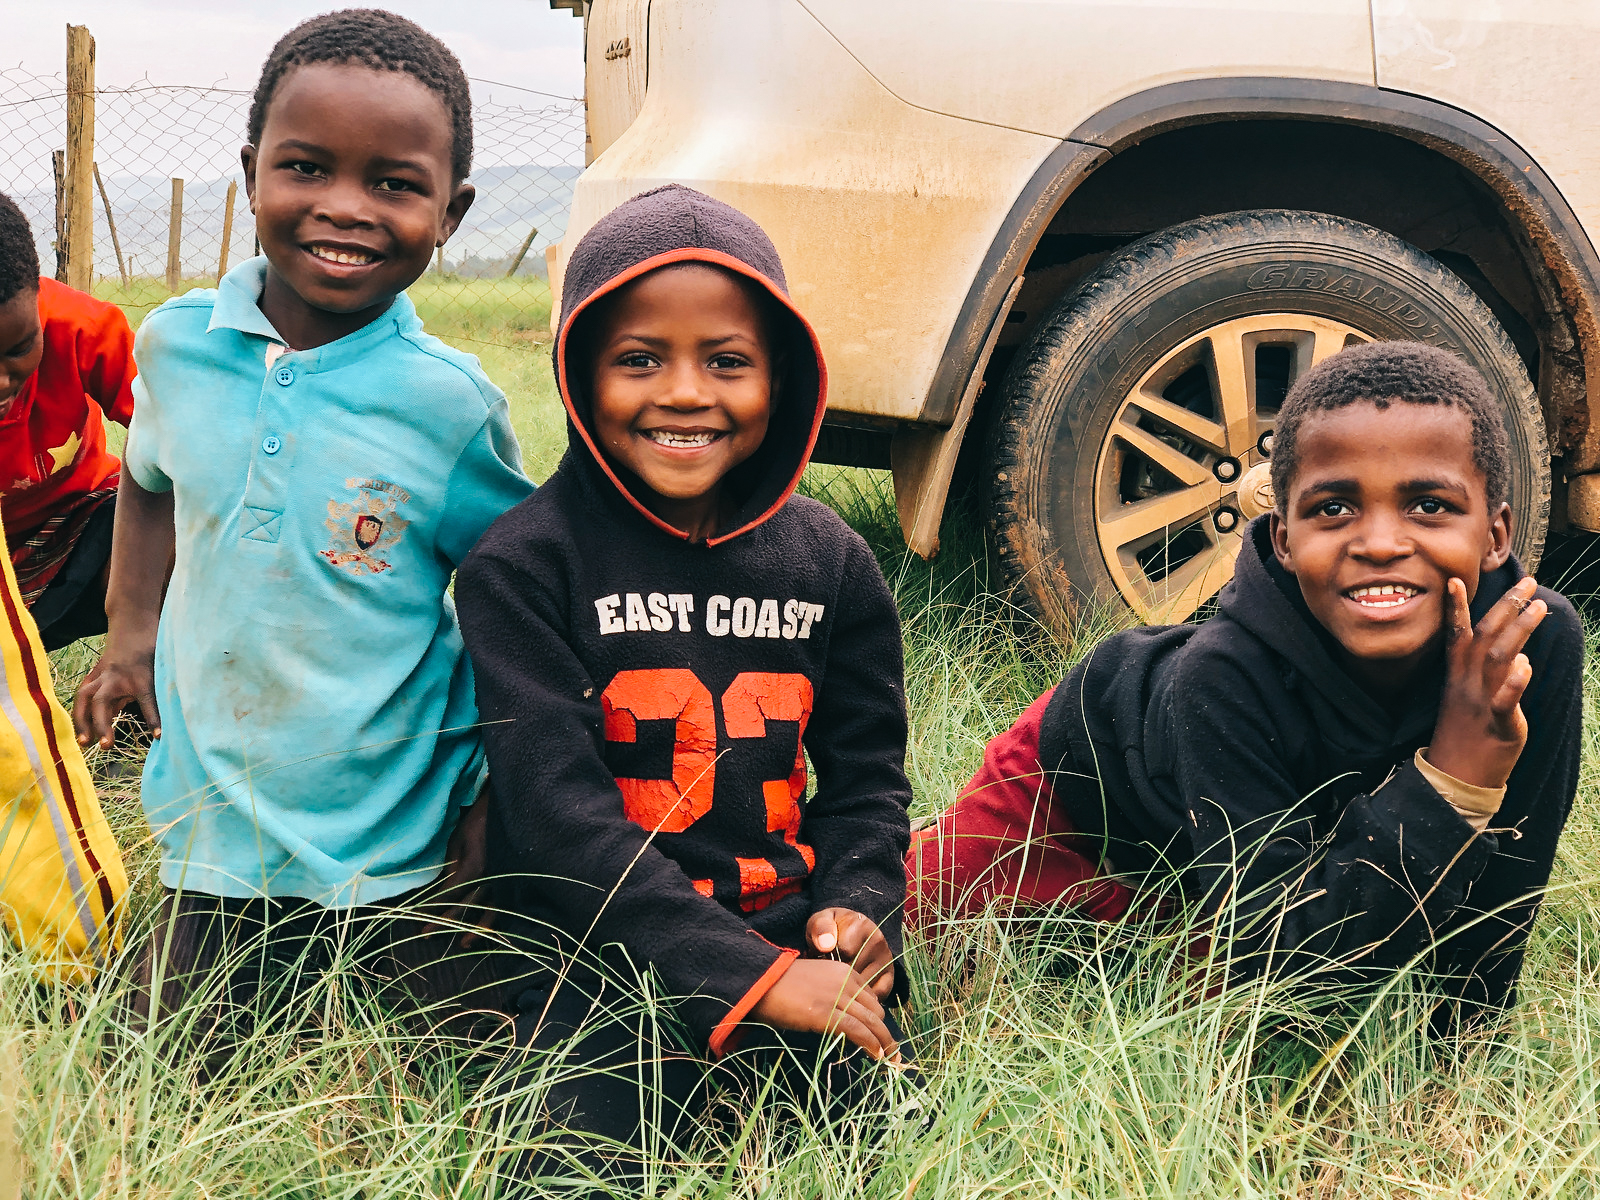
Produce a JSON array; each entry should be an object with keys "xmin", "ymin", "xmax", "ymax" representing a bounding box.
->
[{"xmin": 1096, "ymin": 313, "xmax": 1367, "ymax": 623}]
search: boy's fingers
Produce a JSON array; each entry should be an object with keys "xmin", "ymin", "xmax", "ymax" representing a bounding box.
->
[
  {"xmin": 807, "ymin": 908, "xmax": 840, "ymax": 955},
  {"xmin": 1471, "ymin": 578, "xmax": 1539, "ymax": 646},
  {"xmin": 1478, "ymin": 598, "xmax": 1546, "ymax": 688},
  {"xmin": 834, "ymin": 913, "xmax": 875, "ymax": 961},
  {"xmin": 845, "ymin": 970, "xmax": 886, "ymax": 1020},
  {"xmin": 88, "ymin": 693, "xmax": 121, "ymax": 750},
  {"xmin": 1444, "ymin": 579, "xmax": 1473, "ymax": 665},
  {"xmin": 836, "ymin": 1001, "xmax": 897, "ymax": 1061},
  {"xmin": 852, "ymin": 1000, "xmax": 898, "ymax": 1059},
  {"xmin": 136, "ymin": 691, "xmax": 163, "ymax": 739},
  {"xmin": 71, "ymin": 680, "xmax": 96, "ymax": 744},
  {"xmin": 1489, "ymin": 657, "xmax": 1534, "ymax": 719},
  {"xmin": 834, "ymin": 1013, "xmax": 887, "ymax": 1059}
]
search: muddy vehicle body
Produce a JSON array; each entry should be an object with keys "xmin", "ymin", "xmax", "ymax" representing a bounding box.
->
[{"xmin": 550, "ymin": 0, "xmax": 1600, "ymax": 629}]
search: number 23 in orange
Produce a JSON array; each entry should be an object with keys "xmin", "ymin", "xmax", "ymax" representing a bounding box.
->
[{"xmin": 601, "ymin": 668, "xmax": 813, "ymax": 861}]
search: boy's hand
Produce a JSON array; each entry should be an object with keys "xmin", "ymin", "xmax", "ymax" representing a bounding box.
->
[
  {"xmin": 423, "ymin": 792, "xmax": 494, "ymax": 947},
  {"xmin": 75, "ymin": 475, "xmax": 173, "ymax": 751},
  {"xmin": 750, "ymin": 957, "xmax": 900, "ymax": 1061},
  {"xmin": 806, "ymin": 907, "xmax": 895, "ymax": 999},
  {"xmin": 1427, "ymin": 576, "xmax": 1546, "ymax": 790},
  {"xmin": 73, "ymin": 645, "xmax": 160, "ymax": 751}
]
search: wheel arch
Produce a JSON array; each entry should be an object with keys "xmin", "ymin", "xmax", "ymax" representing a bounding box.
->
[{"xmin": 893, "ymin": 76, "xmax": 1600, "ymax": 555}]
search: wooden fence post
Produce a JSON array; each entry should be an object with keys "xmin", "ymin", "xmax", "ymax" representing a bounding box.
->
[
  {"xmin": 51, "ymin": 151, "xmax": 67, "ymax": 281},
  {"xmin": 505, "ymin": 226, "xmax": 539, "ymax": 278},
  {"xmin": 166, "ymin": 178, "xmax": 184, "ymax": 293},
  {"xmin": 94, "ymin": 164, "xmax": 127, "ymax": 287},
  {"xmin": 63, "ymin": 24, "xmax": 95, "ymax": 291},
  {"xmin": 218, "ymin": 180, "xmax": 237, "ymax": 280}
]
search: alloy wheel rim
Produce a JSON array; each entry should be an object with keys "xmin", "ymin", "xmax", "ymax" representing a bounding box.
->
[{"xmin": 1092, "ymin": 313, "xmax": 1368, "ymax": 623}]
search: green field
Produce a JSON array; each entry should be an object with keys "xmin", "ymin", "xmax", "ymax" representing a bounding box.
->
[
  {"xmin": 7, "ymin": 282, "xmax": 1600, "ymax": 1196},
  {"xmin": 92, "ymin": 275, "xmax": 571, "ymax": 479}
]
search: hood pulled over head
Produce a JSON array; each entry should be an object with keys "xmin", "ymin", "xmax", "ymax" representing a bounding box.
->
[{"xmin": 554, "ymin": 184, "xmax": 827, "ymax": 544}]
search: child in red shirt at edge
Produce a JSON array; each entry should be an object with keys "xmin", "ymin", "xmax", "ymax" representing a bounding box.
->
[{"xmin": 0, "ymin": 193, "xmax": 135, "ymax": 651}]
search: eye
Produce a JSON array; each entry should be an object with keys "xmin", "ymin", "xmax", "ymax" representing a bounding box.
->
[
  {"xmin": 709, "ymin": 352, "xmax": 751, "ymax": 370},
  {"xmin": 375, "ymin": 178, "xmax": 416, "ymax": 193},
  {"xmin": 1313, "ymin": 499, "xmax": 1352, "ymax": 518},
  {"xmin": 1, "ymin": 333, "xmax": 36, "ymax": 360},
  {"xmin": 1413, "ymin": 496, "xmax": 1451, "ymax": 515},
  {"xmin": 286, "ymin": 160, "xmax": 324, "ymax": 177},
  {"xmin": 616, "ymin": 352, "xmax": 657, "ymax": 369}
]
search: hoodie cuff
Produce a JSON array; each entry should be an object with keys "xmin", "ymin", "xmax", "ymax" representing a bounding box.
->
[
  {"xmin": 1415, "ymin": 749, "xmax": 1505, "ymax": 834},
  {"xmin": 708, "ymin": 947, "xmax": 800, "ymax": 1058}
]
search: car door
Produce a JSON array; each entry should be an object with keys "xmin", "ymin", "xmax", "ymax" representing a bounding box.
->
[
  {"xmin": 1373, "ymin": 0, "xmax": 1600, "ymax": 238},
  {"xmin": 798, "ymin": 0, "xmax": 1376, "ymax": 137}
]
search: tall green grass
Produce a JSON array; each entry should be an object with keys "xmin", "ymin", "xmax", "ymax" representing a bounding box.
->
[
  {"xmin": 10, "ymin": 288, "xmax": 1597, "ymax": 1197},
  {"xmin": 13, "ymin": 466, "xmax": 1600, "ymax": 1197}
]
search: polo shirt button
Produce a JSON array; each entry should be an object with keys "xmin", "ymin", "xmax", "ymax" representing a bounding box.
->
[
  {"xmin": 262, "ymin": 436, "xmax": 282, "ymax": 455},
  {"xmin": 274, "ymin": 366, "xmax": 295, "ymax": 386}
]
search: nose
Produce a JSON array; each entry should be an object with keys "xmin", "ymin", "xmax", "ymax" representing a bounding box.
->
[
  {"xmin": 659, "ymin": 358, "xmax": 709, "ymax": 410},
  {"xmin": 1349, "ymin": 508, "xmax": 1414, "ymax": 563},
  {"xmin": 313, "ymin": 174, "xmax": 377, "ymax": 228}
]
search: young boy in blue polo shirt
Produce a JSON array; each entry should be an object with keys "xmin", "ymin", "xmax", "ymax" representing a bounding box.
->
[{"xmin": 72, "ymin": 10, "xmax": 531, "ymax": 1034}]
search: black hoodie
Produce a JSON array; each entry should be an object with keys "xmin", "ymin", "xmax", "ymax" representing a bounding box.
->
[
  {"xmin": 1041, "ymin": 517, "xmax": 1582, "ymax": 1015},
  {"xmin": 455, "ymin": 186, "xmax": 912, "ymax": 1053}
]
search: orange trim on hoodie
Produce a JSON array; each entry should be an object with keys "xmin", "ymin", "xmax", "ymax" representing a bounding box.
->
[
  {"xmin": 708, "ymin": 945, "xmax": 800, "ymax": 1057},
  {"xmin": 554, "ymin": 247, "xmax": 829, "ymax": 547}
]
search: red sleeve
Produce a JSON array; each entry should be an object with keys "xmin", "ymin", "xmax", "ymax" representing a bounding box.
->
[{"xmin": 51, "ymin": 281, "xmax": 136, "ymax": 426}]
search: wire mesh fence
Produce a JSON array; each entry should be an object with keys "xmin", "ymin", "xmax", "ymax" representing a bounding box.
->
[{"xmin": 0, "ymin": 64, "xmax": 584, "ymax": 345}]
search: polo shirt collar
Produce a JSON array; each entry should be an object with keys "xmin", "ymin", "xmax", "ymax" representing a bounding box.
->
[
  {"xmin": 207, "ymin": 257, "xmax": 284, "ymax": 343},
  {"xmin": 205, "ymin": 258, "xmax": 424, "ymax": 370}
]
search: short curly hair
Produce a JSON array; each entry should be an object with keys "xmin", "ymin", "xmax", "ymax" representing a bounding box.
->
[
  {"xmin": 0, "ymin": 192, "xmax": 41, "ymax": 307},
  {"xmin": 247, "ymin": 9, "xmax": 473, "ymax": 182},
  {"xmin": 1270, "ymin": 341, "xmax": 1511, "ymax": 510}
]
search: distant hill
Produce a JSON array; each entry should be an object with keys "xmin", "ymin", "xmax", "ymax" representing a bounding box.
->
[{"xmin": 11, "ymin": 161, "xmax": 581, "ymax": 282}]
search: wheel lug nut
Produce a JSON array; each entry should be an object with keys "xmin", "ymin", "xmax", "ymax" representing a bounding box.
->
[
  {"xmin": 1214, "ymin": 457, "xmax": 1240, "ymax": 482},
  {"xmin": 1258, "ymin": 431, "xmax": 1274, "ymax": 457},
  {"xmin": 1213, "ymin": 507, "xmax": 1240, "ymax": 533}
]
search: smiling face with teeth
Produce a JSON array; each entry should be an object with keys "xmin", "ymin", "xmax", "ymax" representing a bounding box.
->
[
  {"xmin": 1270, "ymin": 400, "xmax": 1512, "ymax": 692},
  {"xmin": 586, "ymin": 264, "xmax": 774, "ymax": 542},
  {"xmin": 242, "ymin": 63, "xmax": 474, "ymax": 351}
]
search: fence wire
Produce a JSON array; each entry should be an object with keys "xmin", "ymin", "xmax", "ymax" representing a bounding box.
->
[{"xmin": 0, "ymin": 65, "xmax": 584, "ymax": 343}]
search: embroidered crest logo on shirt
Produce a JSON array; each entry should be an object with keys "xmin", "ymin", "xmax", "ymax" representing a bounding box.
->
[{"xmin": 321, "ymin": 482, "xmax": 410, "ymax": 574}]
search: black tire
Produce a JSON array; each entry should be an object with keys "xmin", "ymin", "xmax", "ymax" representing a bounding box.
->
[{"xmin": 988, "ymin": 208, "xmax": 1548, "ymax": 633}]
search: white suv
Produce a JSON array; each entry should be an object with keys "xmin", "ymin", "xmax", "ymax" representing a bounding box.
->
[{"xmin": 550, "ymin": 1, "xmax": 1600, "ymax": 631}]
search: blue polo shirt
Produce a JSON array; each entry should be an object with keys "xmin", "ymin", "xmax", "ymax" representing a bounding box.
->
[{"xmin": 125, "ymin": 258, "xmax": 534, "ymax": 905}]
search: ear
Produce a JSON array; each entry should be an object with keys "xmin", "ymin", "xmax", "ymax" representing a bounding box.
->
[
  {"xmin": 1481, "ymin": 499, "xmax": 1513, "ymax": 572},
  {"xmin": 1269, "ymin": 510, "xmax": 1294, "ymax": 572},
  {"xmin": 241, "ymin": 144, "xmax": 258, "ymax": 212},
  {"xmin": 438, "ymin": 181, "xmax": 476, "ymax": 246}
]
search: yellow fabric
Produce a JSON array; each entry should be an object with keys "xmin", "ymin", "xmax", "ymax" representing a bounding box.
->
[{"xmin": 0, "ymin": 514, "xmax": 125, "ymax": 982}]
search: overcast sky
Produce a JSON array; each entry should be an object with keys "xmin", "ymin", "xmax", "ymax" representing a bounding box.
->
[{"xmin": 11, "ymin": 1, "xmax": 585, "ymax": 101}]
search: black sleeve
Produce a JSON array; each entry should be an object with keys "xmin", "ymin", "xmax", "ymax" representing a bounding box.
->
[
  {"xmin": 1155, "ymin": 653, "xmax": 1500, "ymax": 994},
  {"xmin": 1430, "ymin": 586, "xmax": 1584, "ymax": 1022},
  {"xmin": 801, "ymin": 534, "xmax": 913, "ymax": 970},
  {"xmin": 455, "ymin": 546, "xmax": 792, "ymax": 1049}
]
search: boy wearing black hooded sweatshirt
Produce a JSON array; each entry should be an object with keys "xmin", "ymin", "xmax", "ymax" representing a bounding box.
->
[
  {"xmin": 909, "ymin": 341, "xmax": 1582, "ymax": 1022},
  {"xmin": 455, "ymin": 186, "xmax": 913, "ymax": 1182}
]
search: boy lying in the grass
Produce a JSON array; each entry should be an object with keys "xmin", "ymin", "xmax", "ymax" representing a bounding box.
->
[
  {"xmin": 909, "ymin": 341, "xmax": 1582, "ymax": 1021},
  {"xmin": 0, "ymin": 192, "xmax": 136, "ymax": 651},
  {"xmin": 456, "ymin": 184, "xmax": 915, "ymax": 1191}
]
